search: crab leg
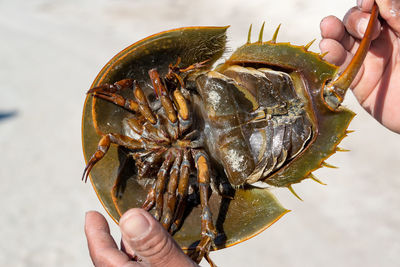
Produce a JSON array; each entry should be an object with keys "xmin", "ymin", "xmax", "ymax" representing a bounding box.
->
[
  {"xmin": 91, "ymin": 80, "xmax": 171, "ymax": 144},
  {"xmin": 133, "ymin": 81, "xmax": 157, "ymax": 124},
  {"xmin": 82, "ymin": 133, "xmax": 144, "ymax": 183},
  {"xmin": 123, "ymin": 117, "xmax": 169, "ymax": 146},
  {"xmin": 161, "ymin": 149, "xmax": 183, "ymax": 229},
  {"xmin": 164, "ymin": 57, "xmax": 185, "ymax": 88},
  {"xmin": 88, "ymin": 79, "xmax": 158, "ymax": 125},
  {"xmin": 166, "ymin": 58, "xmax": 209, "ymax": 88},
  {"xmin": 172, "ymin": 89, "xmax": 193, "ymax": 135},
  {"xmin": 191, "ymin": 150, "xmax": 216, "ymax": 264},
  {"xmin": 87, "ymin": 79, "xmax": 134, "ymax": 94},
  {"xmin": 172, "ymin": 89, "xmax": 189, "ymax": 119},
  {"xmin": 123, "ymin": 117, "xmax": 169, "ymax": 147},
  {"xmin": 89, "ymin": 92, "xmax": 139, "ymax": 113},
  {"xmin": 154, "ymin": 149, "xmax": 175, "ymax": 220},
  {"xmin": 148, "ymin": 69, "xmax": 179, "ymax": 140},
  {"xmin": 87, "ymin": 79, "xmax": 140, "ymax": 113},
  {"xmin": 142, "ymin": 183, "xmax": 156, "ymax": 211},
  {"xmin": 124, "ymin": 117, "xmax": 144, "ymax": 136},
  {"xmin": 136, "ymin": 148, "xmax": 166, "ymax": 178},
  {"xmin": 178, "ymin": 59, "xmax": 209, "ymax": 73},
  {"xmin": 170, "ymin": 148, "xmax": 191, "ymax": 233},
  {"xmin": 139, "ymin": 150, "xmax": 168, "ymax": 211},
  {"xmin": 149, "ymin": 69, "xmax": 178, "ymax": 122}
]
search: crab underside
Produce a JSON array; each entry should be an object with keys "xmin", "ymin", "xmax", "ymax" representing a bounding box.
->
[{"xmin": 82, "ymin": 6, "xmax": 378, "ymax": 266}]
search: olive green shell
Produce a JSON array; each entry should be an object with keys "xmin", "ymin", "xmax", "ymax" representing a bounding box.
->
[{"xmin": 82, "ymin": 26, "xmax": 353, "ymax": 250}]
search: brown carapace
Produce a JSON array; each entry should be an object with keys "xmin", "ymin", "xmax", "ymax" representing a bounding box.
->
[{"xmin": 82, "ymin": 5, "xmax": 378, "ymax": 266}]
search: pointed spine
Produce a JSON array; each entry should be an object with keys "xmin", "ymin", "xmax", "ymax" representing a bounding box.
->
[
  {"xmin": 270, "ymin": 24, "xmax": 281, "ymax": 43},
  {"xmin": 287, "ymin": 184, "xmax": 303, "ymax": 201},
  {"xmin": 304, "ymin": 39, "xmax": 316, "ymax": 51},
  {"xmin": 320, "ymin": 51, "xmax": 329, "ymax": 58},
  {"xmin": 321, "ymin": 161, "xmax": 337, "ymax": 168},
  {"xmin": 336, "ymin": 147, "xmax": 350, "ymax": 152},
  {"xmin": 247, "ymin": 24, "xmax": 252, "ymax": 44},
  {"xmin": 257, "ymin": 22, "xmax": 265, "ymax": 43},
  {"xmin": 309, "ymin": 173, "xmax": 327, "ymax": 185}
]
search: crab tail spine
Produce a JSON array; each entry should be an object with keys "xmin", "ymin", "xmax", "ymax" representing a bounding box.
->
[
  {"xmin": 258, "ymin": 22, "xmax": 265, "ymax": 43},
  {"xmin": 323, "ymin": 3, "xmax": 379, "ymax": 110}
]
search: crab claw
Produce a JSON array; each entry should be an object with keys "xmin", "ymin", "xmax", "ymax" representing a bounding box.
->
[
  {"xmin": 82, "ymin": 135, "xmax": 111, "ymax": 183},
  {"xmin": 323, "ymin": 3, "xmax": 379, "ymax": 110},
  {"xmin": 180, "ymin": 59, "xmax": 211, "ymax": 72},
  {"xmin": 86, "ymin": 79, "xmax": 134, "ymax": 94},
  {"xmin": 86, "ymin": 84, "xmax": 111, "ymax": 94}
]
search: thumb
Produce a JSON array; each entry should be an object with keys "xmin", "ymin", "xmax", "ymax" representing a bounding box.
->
[{"xmin": 119, "ymin": 208, "xmax": 198, "ymax": 267}]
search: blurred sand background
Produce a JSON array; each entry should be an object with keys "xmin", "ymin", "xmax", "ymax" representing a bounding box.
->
[{"xmin": 0, "ymin": 0, "xmax": 399, "ymax": 266}]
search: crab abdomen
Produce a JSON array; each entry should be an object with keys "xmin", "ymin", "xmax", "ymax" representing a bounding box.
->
[{"xmin": 196, "ymin": 65, "xmax": 315, "ymax": 186}]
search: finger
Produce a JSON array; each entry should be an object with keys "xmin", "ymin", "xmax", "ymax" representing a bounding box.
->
[
  {"xmin": 85, "ymin": 211, "xmax": 135, "ymax": 267},
  {"xmin": 343, "ymin": 6, "xmax": 382, "ymax": 40},
  {"xmin": 320, "ymin": 15, "xmax": 346, "ymax": 41},
  {"xmin": 357, "ymin": 0, "xmax": 375, "ymax": 12},
  {"xmin": 374, "ymin": 0, "xmax": 400, "ymax": 35},
  {"xmin": 319, "ymin": 38, "xmax": 348, "ymax": 66},
  {"xmin": 120, "ymin": 208, "xmax": 198, "ymax": 267},
  {"xmin": 320, "ymin": 15, "xmax": 356, "ymax": 51}
]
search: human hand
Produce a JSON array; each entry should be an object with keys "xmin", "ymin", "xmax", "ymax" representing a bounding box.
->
[
  {"xmin": 320, "ymin": 0, "xmax": 400, "ymax": 133},
  {"xmin": 84, "ymin": 209, "xmax": 198, "ymax": 267}
]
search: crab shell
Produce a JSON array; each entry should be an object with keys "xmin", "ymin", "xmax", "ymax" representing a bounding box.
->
[{"xmin": 82, "ymin": 26, "xmax": 354, "ymax": 251}]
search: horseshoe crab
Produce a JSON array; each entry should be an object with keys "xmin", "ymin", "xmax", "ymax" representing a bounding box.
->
[{"xmin": 82, "ymin": 4, "xmax": 378, "ymax": 265}]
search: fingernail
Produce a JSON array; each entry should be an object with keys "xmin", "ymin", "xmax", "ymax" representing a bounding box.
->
[
  {"xmin": 121, "ymin": 212, "xmax": 151, "ymax": 241},
  {"xmin": 357, "ymin": 18, "xmax": 368, "ymax": 35},
  {"xmin": 357, "ymin": 0, "xmax": 363, "ymax": 8}
]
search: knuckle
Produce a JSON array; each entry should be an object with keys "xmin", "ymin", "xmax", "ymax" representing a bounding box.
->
[{"xmin": 136, "ymin": 229, "xmax": 175, "ymax": 260}]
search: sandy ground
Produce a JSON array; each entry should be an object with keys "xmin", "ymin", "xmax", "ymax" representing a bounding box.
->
[{"xmin": 0, "ymin": 0, "xmax": 399, "ymax": 266}]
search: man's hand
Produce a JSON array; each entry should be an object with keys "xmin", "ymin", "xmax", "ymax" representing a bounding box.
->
[
  {"xmin": 85, "ymin": 209, "xmax": 198, "ymax": 267},
  {"xmin": 320, "ymin": 0, "xmax": 400, "ymax": 133}
]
